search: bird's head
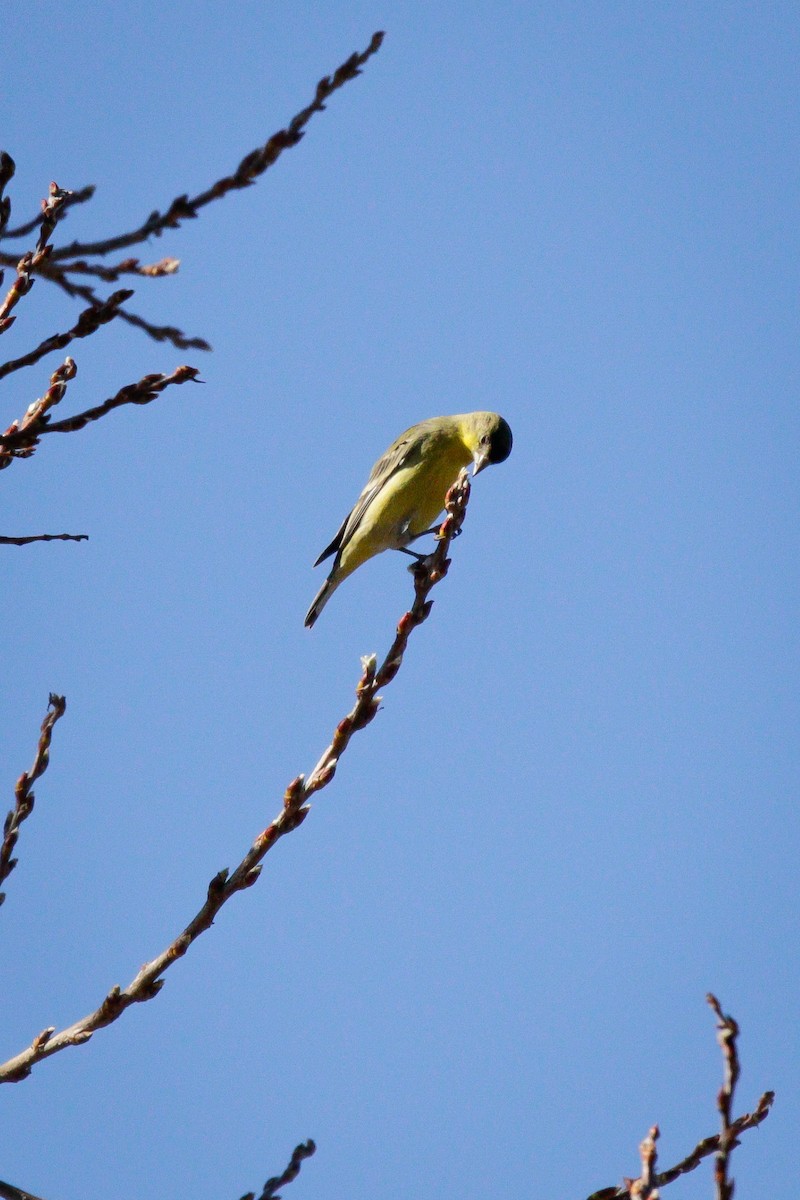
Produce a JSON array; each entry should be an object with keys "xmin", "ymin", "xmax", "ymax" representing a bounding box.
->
[{"xmin": 470, "ymin": 413, "xmax": 513, "ymax": 476}]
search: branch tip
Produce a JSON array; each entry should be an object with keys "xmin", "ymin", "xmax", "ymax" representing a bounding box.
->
[{"xmin": 1, "ymin": 697, "xmax": 66, "ymax": 903}]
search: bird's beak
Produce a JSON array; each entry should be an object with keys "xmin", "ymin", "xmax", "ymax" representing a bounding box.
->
[{"xmin": 472, "ymin": 450, "xmax": 490, "ymax": 476}]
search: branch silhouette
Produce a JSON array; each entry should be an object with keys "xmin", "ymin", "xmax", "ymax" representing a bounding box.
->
[
  {"xmin": 0, "ymin": 152, "xmax": 17, "ymax": 238},
  {"xmin": 0, "ymin": 360, "xmax": 200, "ymax": 471},
  {"xmin": 1, "ymin": 32, "xmax": 384, "ymax": 548},
  {"xmin": 0, "ymin": 534, "xmax": 87, "ymax": 545},
  {"xmin": 22, "ymin": 269, "xmax": 211, "ymax": 352},
  {"xmin": 1, "ymin": 695, "xmax": 66, "ymax": 907},
  {"xmin": 0, "ymin": 182, "xmax": 72, "ymax": 333},
  {"xmin": 0, "ymin": 473, "xmax": 470, "ymax": 1083},
  {"xmin": 0, "ymin": 32, "xmax": 384, "ymax": 356},
  {"xmin": 0, "ymin": 289, "xmax": 132, "ymax": 381},
  {"xmin": 0, "ymin": 1137, "xmax": 316, "ymax": 1200},
  {"xmin": 708, "ymin": 992, "xmax": 741, "ymax": 1200},
  {"xmin": 47, "ymin": 31, "xmax": 384, "ymax": 263},
  {"xmin": 240, "ymin": 1139, "xmax": 317, "ymax": 1200},
  {"xmin": 0, "ymin": 1181, "xmax": 50, "ymax": 1200},
  {"xmin": 2, "ymin": 184, "xmax": 95, "ymax": 241},
  {"xmin": 586, "ymin": 998, "xmax": 774, "ymax": 1199}
]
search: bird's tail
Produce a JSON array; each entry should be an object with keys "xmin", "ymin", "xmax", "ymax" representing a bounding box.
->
[{"xmin": 304, "ymin": 575, "xmax": 340, "ymax": 628}]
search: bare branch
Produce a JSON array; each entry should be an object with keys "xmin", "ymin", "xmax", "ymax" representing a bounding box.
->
[
  {"xmin": 39, "ymin": 364, "xmax": 202, "ymax": 433},
  {"xmin": 33, "ymin": 184, "xmax": 72, "ymax": 258},
  {"xmin": 655, "ymin": 1091, "xmax": 774, "ymax": 1191},
  {"xmin": 48, "ymin": 31, "xmax": 385, "ymax": 263},
  {"xmin": 0, "ymin": 472, "xmax": 470, "ymax": 1082},
  {"xmin": 585, "ymin": 1003, "xmax": 774, "ymax": 1200},
  {"xmin": 0, "ymin": 245, "xmax": 203, "ymax": 351},
  {"xmin": 0, "ymin": 362, "xmax": 200, "ymax": 469},
  {"xmin": 0, "ymin": 1142, "xmax": 317, "ymax": 1200},
  {"xmin": 0, "ymin": 534, "xmax": 88, "ymax": 545},
  {"xmin": 0, "ymin": 356, "xmax": 77, "ymax": 470},
  {"xmin": 1, "ymin": 184, "xmax": 95, "ymax": 242},
  {"xmin": 626, "ymin": 1126, "xmax": 659, "ymax": 1200},
  {"xmin": 240, "ymin": 1140, "xmax": 317, "ymax": 1200},
  {"xmin": 0, "ymin": 1141, "xmax": 316, "ymax": 1200},
  {"xmin": 0, "ymin": 153, "xmax": 15, "ymax": 239},
  {"xmin": 17, "ymin": 268, "xmax": 211, "ymax": 351},
  {"xmin": 0, "ymin": 1181, "xmax": 50, "ymax": 1200},
  {"xmin": 0, "ymin": 289, "xmax": 132, "ymax": 382},
  {"xmin": 0, "ymin": 695, "xmax": 66, "ymax": 907},
  {"xmin": 0, "ymin": 35, "xmax": 382, "ymax": 351},
  {"xmin": 59, "ymin": 255, "xmax": 180, "ymax": 281},
  {"xmin": 0, "ymin": 182, "xmax": 73, "ymax": 333},
  {"xmin": 707, "ymin": 993, "xmax": 740, "ymax": 1200},
  {"xmin": 109, "ymin": 304, "xmax": 210, "ymax": 350}
]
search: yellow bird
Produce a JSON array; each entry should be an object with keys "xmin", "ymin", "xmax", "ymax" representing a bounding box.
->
[{"xmin": 305, "ymin": 411, "xmax": 512, "ymax": 627}]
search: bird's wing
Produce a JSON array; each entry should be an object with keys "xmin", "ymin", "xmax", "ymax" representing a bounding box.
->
[{"xmin": 313, "ymin": 427, "xmax": 430, "ymax": 567}]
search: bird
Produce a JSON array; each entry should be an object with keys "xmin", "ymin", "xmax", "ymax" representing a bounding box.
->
[{"xmin": 305, "ymin": 411, "xmax": 512, "ymax": 627}]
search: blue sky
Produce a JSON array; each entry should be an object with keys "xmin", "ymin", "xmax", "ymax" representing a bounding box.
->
[{"xmin": 1, "ymin": 3, "xmax": 797, "ymax": 1198}]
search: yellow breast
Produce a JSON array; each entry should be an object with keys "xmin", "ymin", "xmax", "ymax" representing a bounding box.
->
[{"xmin": 337, "ymin": 436, "xmax": 472, "ymax": 579}]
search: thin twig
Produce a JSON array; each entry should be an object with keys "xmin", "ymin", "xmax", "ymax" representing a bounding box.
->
[
  {"xmin": 1, "ymin": 185, "xmax": 95, "ymax": 241},
  {"xmin": 626, "ymin": 1126, "xmax": 659, "ymax": 1200},
  {"xmin": 0, "ymin": 289, "xmax": 132, "ymax": 382},
  {"xmin": 53, "ymin": 276, "xmax": 209, "ymax": 355},
  {"xmin": 585, "ymin": 1002, "xmax": 774, "ymax": 1200},
  {"xmin": 0, "ymin": 35, "xmax": 382, "ymax": 352},
  {"xmin": 59, "ymin": 255, "xmax": 180, "ymax": 281},
  {"xmin": 240, "ymin": 1140, "xmax": 317, "ymax": 1200},
  {"xmin": 0, "ymin": 472, "xmax": 470, "ymax": 1082},
  {"xmin": 0, "ymin": 1142, "xmax": 316, "ymax": 1200},
  {"xmin": 586, "ymin": 1096, "xmax": 774, "ymax": 1200},
  {"xmin": 0, "ymin": 1181, "xmax": 50, "ymax": 1200},
  {"xmin": 38, "ymin": 364, "xmax": 201, "ymax": 433},
  {"xmin": 0, "ymin": 534, "xmax": 88, "ymax": 545},
  {"xmin": 0, "ymin": 356, "xmax": 77, "ymax": 470},
  {"xmin": 0, "ymin": 696, "xmax": 66, "ymax": 907},
  {"xmin": 707, "ymin": 993, "xmax": 740, "ymax": 1200},
  {"xmin": 20, "ymin": 268, "xmax": 210, "ymax": 351},
  {"xmin": 655, "ymin": 1091, "xmax": 774, "ymax": 1190},
  {"xmin": 0, "ymin": 152, "xmax": 15, "ymax": 239},
  {"xmin": 110, "ymin": 304, "xmax": 210, "ymax": 350},
  {"xmin": 0, "ymin": 363, "xmax": 200, "ymax": 468},
  {"xmin": 49, "ymin": 32, "xmax": 385, "ymax": 263},
  {"xmin": 0, "ymin": 182, "xmax": 71, "ymax": 333}
]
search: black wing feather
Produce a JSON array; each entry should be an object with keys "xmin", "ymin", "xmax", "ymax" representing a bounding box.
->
[{"xmin": 313, "ymin": 512, "xmax": 351, "ymax": 567}]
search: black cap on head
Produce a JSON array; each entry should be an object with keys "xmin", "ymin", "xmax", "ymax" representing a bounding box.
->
[{"xmin": 488, "ymin": 416, "xmax": 513, "ymax": 464}]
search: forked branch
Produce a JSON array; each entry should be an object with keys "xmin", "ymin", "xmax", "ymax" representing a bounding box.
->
[
  {"xmin": 586, "ymin": 998, "xmax": 774, "ymax": 1199},
  {"xmin": 2, "ymin": 184, "xmax": 95, "ymax": 242},
  {"xmin": 0, "ymin": 289, "xmax": 132, "ymax": 381},
  {"xmin": 48, "ymin": 31, "xmax": 384, "ymax": 262},
  {"xmin": 0, "ymin": 182, "xmax": 72, "ymax": 333},
  {"xmin": 0, "ymin": 360, "xmax": 200, "ymax": 471},
  {"xmin": 0, "ymin": 32, "xmax": 384, "ymax": 354}
]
